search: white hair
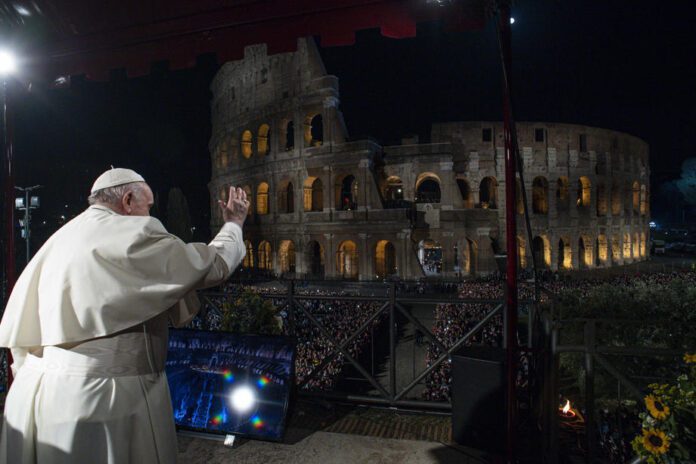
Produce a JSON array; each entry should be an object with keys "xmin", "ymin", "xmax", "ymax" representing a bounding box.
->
[{"xmin": 88, "ymin": 182, "xmax": 147, "ymax": 207}]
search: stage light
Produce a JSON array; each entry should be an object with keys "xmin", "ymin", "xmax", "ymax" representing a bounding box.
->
[
  {"xmin": 510, "ymin": 17, "xmax": 515, "ymax": 24},
  {"xmin": 230, "ymin": 386, "xmax": 256, "ymax": 413},
  {"xmin": 0, "ymin": 50, "xmax": 17, "ymax": 76}
]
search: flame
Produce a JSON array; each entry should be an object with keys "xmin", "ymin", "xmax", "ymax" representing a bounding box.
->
[{"xmin": 562, "ymin": 400, "xmax": 571, "ymax": 414}]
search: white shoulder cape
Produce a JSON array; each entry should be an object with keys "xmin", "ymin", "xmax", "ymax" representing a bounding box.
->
[{"xmin": 0, "ymin": 205, "xmax": 221, "ymax": 348}]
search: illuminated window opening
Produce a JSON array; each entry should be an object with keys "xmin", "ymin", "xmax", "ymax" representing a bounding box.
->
[
  {"xmin": 256, "ymin": 182, "xmax": 269, "ymax": 215},
  {"xmin": 257, "ymin": 124, "xmax": 270, "ymax": 156},
  {"xmin": 241, "ymin": 130, "xmax": 253, "ymax": 159},
  {"xmin": 337, "ymin": 240, "xmax": 358, "ymax": 279}
]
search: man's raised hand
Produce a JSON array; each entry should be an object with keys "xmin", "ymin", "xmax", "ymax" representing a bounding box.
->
[{"xmin": 219, "ymin": 186, "xmax": 249, "ymax": 227}]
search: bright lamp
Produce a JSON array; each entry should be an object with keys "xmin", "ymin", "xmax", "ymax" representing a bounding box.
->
[{"xmin": 0, "ymin": 50, "xmax": 17, "ymax": 76}]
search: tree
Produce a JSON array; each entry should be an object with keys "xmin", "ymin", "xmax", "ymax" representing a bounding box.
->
[
  {"xmin": 221, "ymin": 289, "xmax": 282, "ymax": 335},
  {"xmin": 166, "ymin": 187, "xmax": 193, "ymax": 242},
  {"xmin": 676, "ymin": 158, "xmax": 696, "ymax": 206}
]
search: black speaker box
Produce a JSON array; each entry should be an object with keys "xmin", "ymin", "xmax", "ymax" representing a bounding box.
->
[{"xmin": 451, "ymin": 346, "xmax": 506, "ymax": 453}]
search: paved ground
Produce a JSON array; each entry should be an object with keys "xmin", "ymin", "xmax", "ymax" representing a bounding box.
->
[
  {"xmin": 175, "ymin": 400, "xmax": 490, "ymax": 464},
  {"xmin": 177, "ymin": 430, "xmax": 485, "ymax": 464}
]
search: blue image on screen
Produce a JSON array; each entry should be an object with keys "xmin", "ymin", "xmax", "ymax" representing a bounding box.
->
[{"xmin": 166, "ymin": 329, "xmax": 295, "ymax": 441}]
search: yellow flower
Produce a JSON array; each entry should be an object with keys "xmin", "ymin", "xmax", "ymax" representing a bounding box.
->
[
  {"xmin": 645, "ymin": 395, "xmax": 670, "ymax": 420},
  {"xmin": 685, "ymin": 353, "xmax": 696, "ymax": 363},
  {"xmin": 642, "ymin": 429, "xmax": 670, "ymax": 455}
]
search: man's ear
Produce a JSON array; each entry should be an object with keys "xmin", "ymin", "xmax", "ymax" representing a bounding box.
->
[{"xmin": 122, "ymin": 191, "xmax": 134, "ymax": 212}]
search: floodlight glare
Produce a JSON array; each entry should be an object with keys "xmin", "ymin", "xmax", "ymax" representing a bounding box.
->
[
  {"xmin": 230, "ymin": 386, "xmax": 256, "ymax": 413},
  {"xmin": 0, "ymin": 50, "xmax": 17, "ymax": 75},
  {"xmin": 510, "ymin": 17, "xmax": 515, "ymax": 24}
]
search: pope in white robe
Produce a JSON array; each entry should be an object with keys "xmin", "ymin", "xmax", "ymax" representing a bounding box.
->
[{"xmin": 0, "ymin": 168, "xmax": 249, "ymax": 464}]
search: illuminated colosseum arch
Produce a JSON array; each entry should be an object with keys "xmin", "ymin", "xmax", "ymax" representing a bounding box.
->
[
  {"xmin": 241, "ymin": 129, "xmax": 253, "ymax": 159},
  {"xmin": 640, "ymin": 232, "xmax": 647, "ymax": 257},
  {"xmin": 611, "ymin": 235, "xmax": 621, "ymax": 263},
  {"xmin": 611, "ymin": 182, "xmax": 622, "ymax": 215},
  {"xmin": 277, "ymin": 180, "xmax": 295, "ymax": 213},
  {"xmin": 303, "ymin": 177, "xmax": 323, "ymax": 212},
  {"xmin": 515, "ymin": 178, "xmax": 524, "ymax": 215},
  {"xmin": 336, "ymin": 174, "xmax": 358, "ymax": 210},
  {"xmin": 258, "ymin": 241, "xmax": 272, "ymax": 270},
  {"xmin": 256, "ymin": 182, "xmax": 269, "ymax": 215},
  {"xmin": 285, "ymin": 120, "xmax": 294, "ymax": 151},
  {"xmin": 418, "ymin": 239, "xmax": 442, "ymax": 276},
  {"xmin": 279, "ymin": 240, "xmax": 296, "ymax": 274},
  {"xmin": 632, "ymin": 181, "xmax": 640, "ymax": 213},
  {"xmin": 596, "ymin": 183, "xmax": 607, "ymax": 216},
  {"xmin": 306, "ymin": 240, "xmax": 324, "ymax": 277},
  {"xmin": 532, "ymin": 176, "xmax": 549, "ymax": 214},
  {"xmin": 558, "ymin": 237, "xmax": 572, "ymax": 270},
  {"xmin": 384, "ymin": 176, "xmax": 404, "ymax": 202},
  {"xmin": 517, "ymin": 236, "xmax": 527, "ymax": 269},
  {"xmin": 640, "ymin": 185, "xmax": 647, "ymax": 216},
  {"xmin": 337, "ymin": 240, "xmax": 359, "ymax": 279},
  {"xmin": 375, "ymin": 240, "xmax": 397, "ymax": 278},
  {"xmin": 456, "ymin": 178, "xmax": 474, "ymax": 208},
  {"xmin": 415, "ymin": 173, "xmax": 441, "ymax": 203},
  {"xmin": 243, "ymin": 240, "xmax": 255, "ymax": 268},
  {"xmin": 532, "ymin": 236, "xmax": 551, "ymax": 269},
  {"xmin": 461, "ymin": 238, "xmax": 478, "ymax": 275},
  {"xmin": 257, "ymin": 123, "xmax": 270, "ymax": 156},
  {"xmin": 578, "ymin": 235, "xmax": 593, "ymax": 268},
  {"xmin": 479, "ymin": 177, "xmax": 498, "ymax": 209},
  {"xmin": 556, "ymin": 176, "xmax": 570, "ymax": 212},
  {"xmin": 623, "ymin": 233, "xmax": 632, "ymax": 259},
  {"xmin": 633, "ymin": 232, "xmax": 640, "ymax": 258},
  {"xmin": 304, "ymin": 113, "xmax": 323, "ymax": 147},
  {"xmin": 596, "ymin": 234, "xmax": 608, "ymax": 265},
  {"xmin": 577, "ymin": 176, "xmax": 591, "ymax": 208}
]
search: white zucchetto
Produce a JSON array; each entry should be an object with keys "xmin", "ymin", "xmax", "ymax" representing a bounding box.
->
[{"xmin": 91, "ymin": 168, "xmax": 145, "ymax": 194}]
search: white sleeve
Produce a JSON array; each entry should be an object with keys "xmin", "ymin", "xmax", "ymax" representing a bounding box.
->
[{"xmin": 209, "ymin": 222, "xmax": 246, "ymax": 277}]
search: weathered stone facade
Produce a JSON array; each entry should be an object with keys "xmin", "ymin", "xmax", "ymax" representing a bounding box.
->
[{"xmin": 209, "ymin": 39, "xmax": 650, "ymax": 280}]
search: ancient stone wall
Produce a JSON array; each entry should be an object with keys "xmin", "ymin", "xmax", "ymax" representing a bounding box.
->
[{"xmin": 210, "ymin": 41, "xmax": 650, "ymax": 280}]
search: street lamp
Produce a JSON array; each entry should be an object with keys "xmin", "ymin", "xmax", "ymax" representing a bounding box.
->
[
  {"xmin": 15, "ymin": 185, "xmax": 42, "ymax": 262},
  {"xmin": 0, "ymin": 51, "xmax": 17, "ymax": 76},
  {"xmin": 1, "ymin": 47, "xmax": 18, "ymax": 387}
]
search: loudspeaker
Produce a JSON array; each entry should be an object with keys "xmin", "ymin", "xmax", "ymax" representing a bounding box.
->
[{"xmin": 451, "ymin": 346, "xmax": 506, "ymax": 453}]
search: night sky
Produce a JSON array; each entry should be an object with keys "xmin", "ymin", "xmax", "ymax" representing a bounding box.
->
[{"xmin": 10, "ymin": 0, "xmax": 696, "ymax": 252}]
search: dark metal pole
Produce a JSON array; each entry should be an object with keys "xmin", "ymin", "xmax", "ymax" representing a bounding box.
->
[
  {"xmin": 585, "ymin": 321, "xmax": 597, "ymax": 463},
  {"xmin": 2, "ymin": 79, "xmax": 15, "ymax": 386},
  {"xmin": 24, "ymin": 189, "xmax": 29, "ymax": 263},
  {"xmin": 389, "ymin": 281, "xmax": 396, "ymax": 401},
  {"xmin": 497, "ymin": 3, "xmax": 519, "ymax": 462}
]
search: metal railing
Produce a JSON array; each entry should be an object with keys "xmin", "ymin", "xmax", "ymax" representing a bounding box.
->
[{"xmin": 196, "ymin": 280, "xmax": 539, "ymax": 411}]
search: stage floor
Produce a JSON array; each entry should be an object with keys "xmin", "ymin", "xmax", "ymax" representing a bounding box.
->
[
  {"xmin": 177, "ymin": 400, "xmax": 488, "ymax": 463},
  {"xmin": 177, "ymin": 430, "xmax": 485, "ymax": 464}
]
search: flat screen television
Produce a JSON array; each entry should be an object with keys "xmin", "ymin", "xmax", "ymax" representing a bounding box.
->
[{"xmin": 166, "ymin": 329, "xmax": 295, "ymax": 441}]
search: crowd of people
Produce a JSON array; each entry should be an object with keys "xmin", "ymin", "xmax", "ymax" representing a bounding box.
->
[
  {"xmin": 422, "ymin": 269, "xmax": 696, "ymax": 401},
  {"xmin": 189, "ymin": 269, "xmax": 696, "ymax": 400},
  {"xmin": 190, "ymin": 284, "xmax": 385, "ymax": 391}
]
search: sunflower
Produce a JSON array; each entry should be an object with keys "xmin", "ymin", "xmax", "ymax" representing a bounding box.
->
[
  {"xmin": 642, "ymin": 428, "xmax": 670, "ymax": 455},
  {"xmin": 685, "ymin": 353, "xmax": 696, "ymax": 364},
  {"xmin": 645, "ymin": 394, "xmax": 670, "ymax": 420}
]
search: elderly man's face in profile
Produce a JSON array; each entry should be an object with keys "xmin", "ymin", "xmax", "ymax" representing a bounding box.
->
[{"xmin": 127, "ymin": 184, "xmax": 155, "ymax": 216}]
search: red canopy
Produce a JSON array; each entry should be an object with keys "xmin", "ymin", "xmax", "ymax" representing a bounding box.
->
[{"xmin": 1, "ymin": 0, "xmax": 487, "ymax": 81}]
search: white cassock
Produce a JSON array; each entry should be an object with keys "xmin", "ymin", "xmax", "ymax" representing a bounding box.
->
[{"xmin": 0, "ymin": 204, "xmax": 245, "ymax": 464}]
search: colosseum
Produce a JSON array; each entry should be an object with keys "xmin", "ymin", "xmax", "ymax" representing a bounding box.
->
[{"xmin": 209, "ymin": 39, "xmax": 650, "ymax": 280}]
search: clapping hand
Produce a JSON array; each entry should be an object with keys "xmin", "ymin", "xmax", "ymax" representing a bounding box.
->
[{"xmin": 219, "ymin": 186, "xmax": 249, "ymax": 228}]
